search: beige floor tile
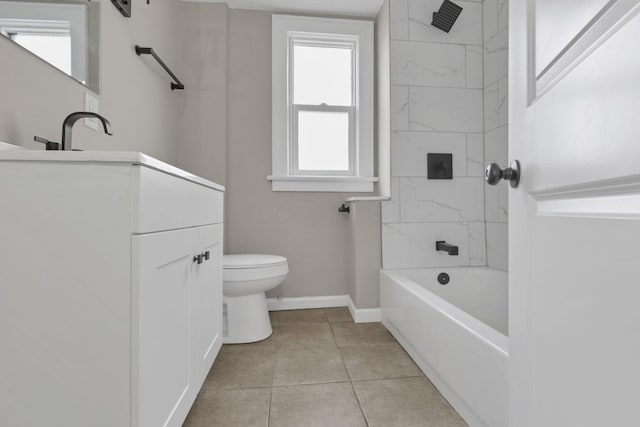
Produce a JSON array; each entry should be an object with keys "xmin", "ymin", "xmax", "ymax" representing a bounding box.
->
[
  {"xmin": 272, "ymin": 323, "xmax": 337, "ymax": 350},
  {"xmin": 325, "ymin": 307, "xmax": 353, "ymax": 322},
  {"xmin": 183, "ymin": 388, "xmax": 270, "ymax": 427},
  {"xmin": 270, "ymin": 382, "xmax": 367, "ymax": 427},
  {"xmin": 272, "ymin": 309, "xmax": 328, "ymax": 325},
  {"xmin": 202, "ymin": 346, "xmax": 274, "ymax": 390},
  {"xmin": 269, "ymin": 311, "xmax": 278, "ymax": 325},
  {"xmin": 341, "ymin": 343, "xmax": 422, "ymax": 381},
  {"xmin": 221, "ymin": 334, "xmax": 276, "ymax": 353},
  {"xmin": 331, "ymin": 322, "xmax": 395, "ymax": 347},
  {"xmin": 353, "ymin": 377, "xmax": 467, "ymax": 427},
  {"xmin": 273, "ymin": 345, "xmax": 349, "ymax": 386}
]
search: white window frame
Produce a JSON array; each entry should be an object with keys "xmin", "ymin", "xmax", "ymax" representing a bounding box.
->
[
  {"xmin": 270, "ymin": 15, "xmax": 377, "ymax": 192},
  {"xmin": 0, "ymin": 2, "xmax": 88, "ymax": 84}
]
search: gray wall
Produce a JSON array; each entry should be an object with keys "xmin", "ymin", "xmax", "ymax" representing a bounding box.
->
[
  {"xmin": 225, "ymin": 9, "xmax": 382, "ymax": 299},
  {"xmin": 1, "ymin": 1, "xmax": 387, "ymax": 300},
  {"xmin": 0, "ymin": 0, "xmax": 228, "ymax": 186},
  {"xmin": 483, "ymin": 0, "xmax": 509, "ymax": 271},
  {"xmin": 347, "ymin": 201, "xmax": 382, "ymax": 309},
  {"xmin": 175, "ymin": 4, "xmax": 229, "ymax": 186}
]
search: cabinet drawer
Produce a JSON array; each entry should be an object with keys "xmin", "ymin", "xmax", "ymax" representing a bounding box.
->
[{"xmin": 132, "ymin": 166, "xmax": 223, "ymax": 233}]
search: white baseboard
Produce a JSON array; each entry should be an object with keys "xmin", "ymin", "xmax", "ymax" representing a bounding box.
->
[
  {"xmin": 266, "ymin": 295, "xmax": 381, "ymax": 323},
  {"xmin": 267, "ymin": 295, "xmax": 348, "ymax": 311},
  {"xmin": 347, "ymin": 296, "xmax": 381, "ymax": 323}
]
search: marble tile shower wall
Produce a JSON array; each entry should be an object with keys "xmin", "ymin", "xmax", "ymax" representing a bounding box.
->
[
  {"xmin": 382, "ymin": 0, "xmax": 487, "ymax": 270},
  {"xmin": 483, "ymin": 0, "xmax": 509, "ymax": 271}
]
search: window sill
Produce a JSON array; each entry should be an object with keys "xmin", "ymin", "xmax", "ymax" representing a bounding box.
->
[{"xmin": 267, "ymin": 175, "xmax": 378, "ymax": 192}]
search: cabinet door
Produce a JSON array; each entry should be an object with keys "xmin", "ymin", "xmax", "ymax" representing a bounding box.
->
[
  {"xmin": 190, "ymin": 224, "xmax": 223, "ymax": 387},
  {"xmin": 132, "ymin": 228, "xmax": 198, "ymax": 427}
]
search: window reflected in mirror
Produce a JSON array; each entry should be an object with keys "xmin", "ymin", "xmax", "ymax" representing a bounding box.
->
[{"xmin": 0, "ymin": 0, "xmax": 100, "ymax": 93}]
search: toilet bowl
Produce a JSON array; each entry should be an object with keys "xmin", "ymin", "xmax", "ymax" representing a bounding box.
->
[{"xmin": 223, "ymin": 254, "xmax": 288, "ymax": 344}]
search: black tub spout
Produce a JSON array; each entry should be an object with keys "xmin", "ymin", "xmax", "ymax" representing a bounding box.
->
[{"xmin": 436, "ymin": 241, "xmax": 459, "ymax": 256}]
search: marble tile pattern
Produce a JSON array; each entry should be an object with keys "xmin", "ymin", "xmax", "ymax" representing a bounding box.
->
[
  {"xmin": 409, "ymin": 86, "xmax": 484, "ymax": 132},
  {"xmin": 391, "ymin": 131, "xmax": 467, "ymax": 177},
  {"xmin": 483, "ymin": 0, "xmax": 509, "ymax": 271},
  {"xmin": 183, "ymin": 308, "xmax": 467, "ymax": 426},
  {"xmin": 384, "ymin": 0, "xmax": 491, "ymax": 270},
  {"xmin": 399, "ymin": 177, "xmax": 485, "ymax": 223},
  {"xmin": 484, "ymin": 29, "xmax": 508, "ymax": 88},
  {"xmin": 391, "ymin": 41, "xmax": 466, "ymax": 88},
  {"xmin": 390, "ymin": 86, "xmax": 410, "ymax": 131},
  {"xmin": 383, "ymin": 222, "xmax": 472, "ymax": 268}
]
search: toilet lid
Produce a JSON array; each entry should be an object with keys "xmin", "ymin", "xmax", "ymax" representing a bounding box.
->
[{"xmin": 223, "ymin": 254, "xmax": 287, "ymax": 269}]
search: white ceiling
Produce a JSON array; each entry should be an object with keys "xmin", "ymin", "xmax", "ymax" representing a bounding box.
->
[{"xmin": 193, "ymin": 0, "xmax": 385, "ymax": 18}]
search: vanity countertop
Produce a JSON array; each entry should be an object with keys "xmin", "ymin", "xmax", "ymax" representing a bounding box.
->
[{"xmin": 0, "ymin": 150, "xmax": 225, "ymax": 192}]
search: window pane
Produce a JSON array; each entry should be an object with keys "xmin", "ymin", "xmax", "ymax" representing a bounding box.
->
[
  {"xmin": 12, "ymin": 33, "xmax": 72, "ymax": 75},
  {"xmin": 298, "ymin": 111, "xmax": 350, "ymax": 171},
  {"xmin": 293, "ymin": 44, "xmax": 352, "ymax": 106}
]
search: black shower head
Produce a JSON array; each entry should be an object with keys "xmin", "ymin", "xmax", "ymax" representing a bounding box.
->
[{"xmin": 431, "ymin": 0, "xmax": 463, "ymax": 33}]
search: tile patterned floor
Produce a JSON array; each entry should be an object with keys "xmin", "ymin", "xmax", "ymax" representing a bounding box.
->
[{"xmin": 183, "ymin": 308, "xmax": 467, "ymax": 427}]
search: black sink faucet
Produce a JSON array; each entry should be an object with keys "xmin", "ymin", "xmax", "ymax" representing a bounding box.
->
[
  {"xmin": 61, "ymin": 112, "xmax": 113, "ymax": 151},
  {"xmin": 436, "ymin": 241, "xmax": 459, "ymax": 256}
]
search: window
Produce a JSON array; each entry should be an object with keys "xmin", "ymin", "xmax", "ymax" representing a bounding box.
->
[
  {"xmin": 270, "ymin": 15, "xmax": 376, "ymax": 192},
  {"xmin": 11, "ymin": 30, "xmax": 73, "ymax": 76},
  {"xmin": 0, "ymin": 2, "xmax": 88, "ymax": 84}
]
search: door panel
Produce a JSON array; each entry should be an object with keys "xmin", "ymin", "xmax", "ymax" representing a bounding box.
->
[
  {"xmin": 190, "ymin": 224, "xmax": 223, "ymax": 388},
  {"xmin": 532, "ymin": 0, "xmax": 640, "ymax": 97},
  {"xmin": 132, "ymin": 228, "xmax": 197, "ymax": 427},
  {"xmin": 535, "ymin": 0, "xmax": 610, "ymax": 75},
  {"xmin": 511, "ymin": 0, "xmax": 640, "ymax": 425},
  {"xmin": 531, "ymin": 215, "xmax": 640, "ymax": 426}
]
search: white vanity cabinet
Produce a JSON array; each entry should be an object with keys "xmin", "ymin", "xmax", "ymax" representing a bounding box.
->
[
  {"xmin": 134, "ymin": 225, "xmax": 222, "ymax": 427},
  {"xmin": 0, "ymin": 152, "xmax": 224, "ymax": 427}
]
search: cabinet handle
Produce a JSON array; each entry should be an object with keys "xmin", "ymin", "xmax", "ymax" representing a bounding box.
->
[
  {"xmin": 204, "ymin": 251, "xmax": 210, "ymax": 261},
  {"xmin": 193, "ymin": 254, "xmax": 203, "ymax": 264}
]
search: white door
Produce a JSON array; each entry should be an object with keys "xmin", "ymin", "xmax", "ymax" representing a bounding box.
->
[{"xmin": 509, "ymin": 1, "xmax": 640, "ymax": 426}]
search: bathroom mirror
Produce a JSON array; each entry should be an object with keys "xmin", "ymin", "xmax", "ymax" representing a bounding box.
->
[{"xmin": 0, "ymin": 0, "xmax": 100, "ymax": 93}]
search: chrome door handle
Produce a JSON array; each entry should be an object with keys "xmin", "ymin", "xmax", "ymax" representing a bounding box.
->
[{"xmin": 486, "ymin": 160, "xmax": 521, "ymax": 188}]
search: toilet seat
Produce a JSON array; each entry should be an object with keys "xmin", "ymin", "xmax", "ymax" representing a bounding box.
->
[
  {"xmin": 224, "ymin": 254, "xmax": 287, "ymax": 269},
  {"xmin": 223, "ymin": 254, "xmax": 288, "ymax": 282}
]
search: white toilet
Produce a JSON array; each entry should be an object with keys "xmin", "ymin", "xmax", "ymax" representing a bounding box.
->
[{"xmin": 222, "ymin": 254, "xmax": 288, "ymax": 344}]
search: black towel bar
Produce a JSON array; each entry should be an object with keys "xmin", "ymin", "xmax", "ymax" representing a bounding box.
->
[{"xmin": 135, "ymin": 45, "xmax": 185, "ymax": 90}]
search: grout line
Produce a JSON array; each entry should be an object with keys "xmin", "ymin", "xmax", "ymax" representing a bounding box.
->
[
  {"xmin": 392, "ymin": 82, "xmax": 484, "ymax": 90},
  {"xmin": 392, "ymin": 129, "xmax": 483, "ymax": 135},
  {"xmin": 267, "ymin": 333, "xmax": 277, "ymax": 427},
  {"xmin": 350, "ymin": 379, "xmax": 371, "ymax": 427},
  {"xmin": 350, "ymin": 375, "xmax": 425, "ymax": 385},
  {"xmin": 329, "ymin": 319, "xmax": 372, "ymax": 427},
  {"xmin": 207, "ymin": 385, "xmax": 273, "ymax": 392},
  {"xmin": 271, "ymin": 379, "xmax": 352, "ymax": 389},
  {"xmin": 390, "ymin": 36, "xmax": 484, "ymax": 48},
  {"xmin": 329, "ymin": 317, "xmax": 370, "ymax": 425}
]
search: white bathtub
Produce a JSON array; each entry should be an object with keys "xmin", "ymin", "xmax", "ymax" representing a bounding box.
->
[{"xmin": 380, "ymin": 267, "xmax": 508, "ymax": 427}]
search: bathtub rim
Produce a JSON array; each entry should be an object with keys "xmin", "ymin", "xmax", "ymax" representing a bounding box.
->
[{"xmin": 380, "ymin": 268, "xmax": 509, "ymax": 357}]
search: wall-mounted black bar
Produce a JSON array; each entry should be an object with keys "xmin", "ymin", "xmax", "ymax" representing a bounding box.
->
[
  {"xmin": 338, "ymin": 203, "xmax": 350, "ymax": 214},
  {"xmin": 135, "ymin": 45, "xmax": 185, "ymax": 90}
]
